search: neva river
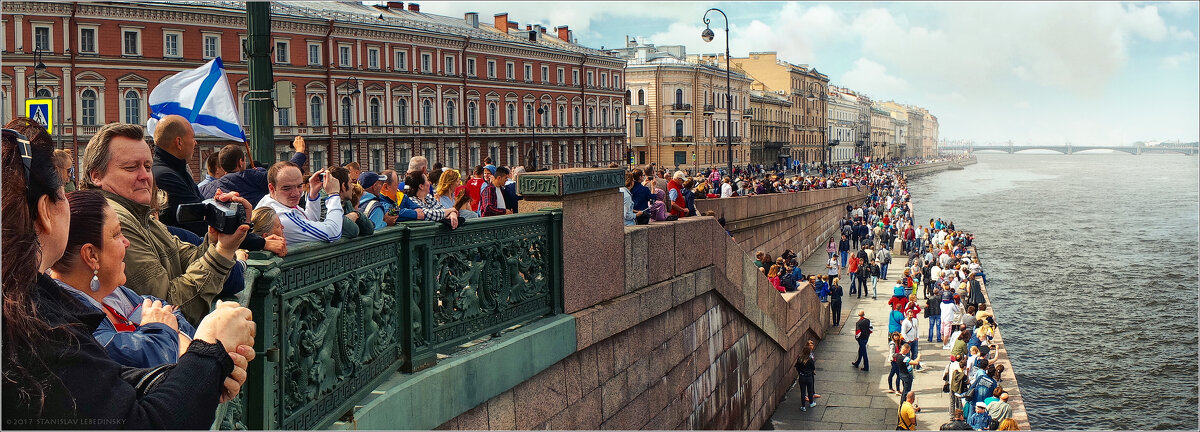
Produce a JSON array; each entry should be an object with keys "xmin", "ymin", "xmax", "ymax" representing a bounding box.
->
[{"xmin": 907, "ymin": 153, "xmax": 1199, "ymax": 430}]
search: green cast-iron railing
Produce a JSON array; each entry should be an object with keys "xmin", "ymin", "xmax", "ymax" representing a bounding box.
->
[{"xmin": 214, "ymin": 209, "xmax": 563, "ymax": 430}]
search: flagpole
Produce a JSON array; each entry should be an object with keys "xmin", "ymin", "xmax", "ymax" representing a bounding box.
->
[{"xmin": 246, "ymin": 2, "xmax": 275, "ymax": 166}]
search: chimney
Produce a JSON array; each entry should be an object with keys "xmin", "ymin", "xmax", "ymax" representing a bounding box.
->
[
  {"xmin": 407, "ymin": 3, "xmax": 419, "ymax": 12},
  {"xmin": 494, "ymin": 13, "xmax": 508, "ymax": 31},
  {"xmin": 539, "ymin": 25, "xmax": 546, "ymax": 34},
  {"xmin": 464, "ymin": 12, "xmax": 479, "ymax": 28},
  {"xmin": 526, "ymin": 25, "xmax": 531, "ymax": 31},
  {"xmin": 508, "ymin": 21, "xmax": 518, "ymax": 30},
  {"xmin": 386, "ymin": 2, "xmax": 403, "ymax": 9},
  {"xmin": 557, "ymin": 26, "xmax": 570, "ymax": 42}
]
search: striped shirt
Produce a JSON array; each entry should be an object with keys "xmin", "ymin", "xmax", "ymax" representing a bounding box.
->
[{"xmin": 257, "ymin": 193, "xmax": 344, "ymax": 244}]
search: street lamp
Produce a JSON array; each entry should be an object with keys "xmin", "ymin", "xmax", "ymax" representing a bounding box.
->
[
  {"xmin": 627, "ymin": 110, "xmax": 641, "ymax": 166},
  {"xmin": 32, "ymin": 48, "xmax": 47, "ymax": 95},
  {"xmin": 342, "ymin": 76, "xmax": 361, "ymax": 165},
  {"xmin": 702, "ymin": 8, "xmax": 733, "ymax": 177},
  {"xmin": 530, "ymin": 104, "xmax": 546, "ymax": 171}
]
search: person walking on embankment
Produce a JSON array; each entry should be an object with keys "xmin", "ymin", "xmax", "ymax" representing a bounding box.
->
[
  {"xmin": 794, "ymin": 340, "xmax": 817, "ymax": 411},
  {"xmin": 851, "ymin": 310, "xmax": 872, "ymax": 371}
]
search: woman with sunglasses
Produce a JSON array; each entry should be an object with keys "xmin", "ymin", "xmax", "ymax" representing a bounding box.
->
[{"xmin": 2, "ymin": 118, "xmax": 255, "ymax": 428}]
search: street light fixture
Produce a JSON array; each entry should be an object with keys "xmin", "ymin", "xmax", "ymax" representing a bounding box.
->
[
  {"xmin": 32, "ymin": 49, "xmax": 47, "ymax": 94},
  {"xmin": 530, "ymin": 104, "xmax": 546, "ymax": 171},
  {"xmin": 343, "ymin": 77, "xmax": 361, "ymax": 165},
  {"xmin": 702, "ymin": 8, "xmax": 733, "ymax": 177}
]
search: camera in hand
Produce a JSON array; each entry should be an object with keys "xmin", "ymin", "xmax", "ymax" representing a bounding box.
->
[{"xmin": 176, "ymin": 199, "xmax": 246, "ymax": 234}]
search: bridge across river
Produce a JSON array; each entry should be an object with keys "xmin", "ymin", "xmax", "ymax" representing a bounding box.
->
[{"xmin": 941, "ymin": 143, "xmax": 1198, "ymax": 155}]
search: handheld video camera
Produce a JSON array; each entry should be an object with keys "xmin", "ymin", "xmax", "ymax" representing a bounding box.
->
[{"xmin": 176, "ymin": 199, "xmax": 246, "ymax": 234}]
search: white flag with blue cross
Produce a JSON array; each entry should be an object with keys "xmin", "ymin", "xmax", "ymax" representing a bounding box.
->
[{"xmin": 146, "ymin": 57, "xmax": 246, "ymax": 142}]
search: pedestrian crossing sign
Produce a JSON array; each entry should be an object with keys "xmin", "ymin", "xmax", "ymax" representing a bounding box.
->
[{"xmin": 25, "ymin": 99, "xmax": 53, "ymax": 133}]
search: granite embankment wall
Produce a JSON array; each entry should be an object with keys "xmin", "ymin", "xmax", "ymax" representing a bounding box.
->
[
  {"xmin": 436, "ymin": 175, "xmax": 860, "ymax": 430},
  {"xmin": 972, "ymin": 246, "xmax": 1032, "ymax": 430}
]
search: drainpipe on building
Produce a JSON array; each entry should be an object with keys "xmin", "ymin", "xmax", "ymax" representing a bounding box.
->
[
  {"xmin": 578, "ymin": 54, "xmax": 588, "ymax": 167},
  {"xmin": 460, "ymin": 36, "xmax": 470, "ymax": 169},
  {"xmin": 324, "ymin": 19, "xmax": 335, "ymax": 169}
]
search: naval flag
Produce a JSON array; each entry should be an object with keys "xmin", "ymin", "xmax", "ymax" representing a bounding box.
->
[{"xmin": 146, "ymin": 57, "xmax": 246, "ymax": 142}]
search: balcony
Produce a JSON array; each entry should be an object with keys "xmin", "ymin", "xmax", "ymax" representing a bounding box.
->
[
  {"xmin": 668, "ymin": 103, "xmax": 692, "ymax": 113},
  {"xmin": 668, "ymin": 135, "xmax": 694, "ymax": 143},
  {"xmin": 703, "ymin": 104, "xmax": 715, "ymax": 114},
  {"xmin": 77, "ymin": 125, "xmax": 101, "ymax": 136}
]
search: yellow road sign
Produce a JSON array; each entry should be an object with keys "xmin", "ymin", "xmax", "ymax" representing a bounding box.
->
[{"xmin": 25, "ymin": 99, "xmax": 54, "ymax": 133}]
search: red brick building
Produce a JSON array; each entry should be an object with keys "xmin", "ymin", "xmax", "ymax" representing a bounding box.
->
[{"xmin": 2, "ymin": 1, "xmax": 627, "ymax": 179}]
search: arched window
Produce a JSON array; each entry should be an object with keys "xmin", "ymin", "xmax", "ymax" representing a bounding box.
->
[
  {"xmin": 587, "ymin": 107, "xmax": 594, "ymax": 127},
  {"xmin": 310, "ymin": 96, "xmax": 322, "ymax": 126},
  {"xmin": 468, "ymin": 101, "xmax": 477, "ymax": 126},
  {"xmin": 524, "ymin": 103, "xmax": 534, "ymax": 127},
  {"xmin": 541, "ymin": 105, "xmax": 550, "ymax": 126},
  {"xmin": 243, "ymin": 94, "xmax": 251, "ymax": 126},
  {"xmin": 506, "ymin": 103, "xmax": 516, "ymax": 126},
  {"xmin": 488, "ymin": 102, "xmax": 497, "ymax": 127},
  {"xmin": 446, "ymin": 100, "xmax": 456, "ymax": 126},
  {"xmin": 558, "ymin": 105, "xmax": 565, "ymax": 127},
  {"xmin": 341, "ymin": 96, "xmax": 352, "ymax": 126},
  {"xmin": 80, "ymin": 90, "xmax": 97, "ymax": 126},
  {"xmin": 369, "ymin": 97, "xmax": 381, "ymax": 126},
  {"xmin": 36, "ymin": 88, "xmax": 52, "ymax": 98},
  {"xmin": 422, "ymin": 100, "xmax": 432, "ymax": 126},
  {"xmin": 600, "ymin": 108, "xmax": 608, "ymax": 128},
  {"xmin": 625, "ymin": 89, "xmax": 631, "ymax": 104},
  {"xmin": 573, "ymin": 106, "xmax": 580, "ymax": 126},
  {"xmin": 615, "ymin": 108, "xmax": 622, "ymax": 127},
  {"xmin": 124, "ymin": 90, "xmax": 142, "ymax": 125},
  {"xmin": 674, "ymin": 88, "xmax": 683, "ymax": 105},
  {"xmin": 398, "ymin": 99, "xmax": 409, "ymax": 125},
  {"xmin": 637, "ymin": 89, "xmax": 645, "ymax": 105},
  {"xmin": 675, "ymin": 119, "xmax": 684, "ymax": 137}
]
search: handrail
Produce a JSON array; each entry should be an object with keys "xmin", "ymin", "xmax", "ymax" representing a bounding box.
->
[{"xmin": 218, "ymin": 209, "xmax": 563, "ymax": 430}]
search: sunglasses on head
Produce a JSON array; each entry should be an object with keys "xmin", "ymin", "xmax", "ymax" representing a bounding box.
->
[{"xmin": 2, "ymin": 128, "xmax": 33, "ymax": 186}]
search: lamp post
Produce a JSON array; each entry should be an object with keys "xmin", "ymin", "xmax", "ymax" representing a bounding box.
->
[
  {"xmin": 32, "ymin": 49, "xmax": 46, "ymax": 96},
  {"xmin": 342, "ymin": 76, "xmax": 361, "ymax": 165},
  {"xmin": 627, "ymin": 110, "xmax": 641, "ymax": 166},
  {"xmin": 530, "ymin": 104, "xmax": 546, "ymax": 171},
  {"xmin": 702, "ymin": 8, "xmax": 732, "ymax": 177}
]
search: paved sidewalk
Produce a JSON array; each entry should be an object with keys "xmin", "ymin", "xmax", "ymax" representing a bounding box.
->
[{"xmin": 768, "ymin": 243, "xmax": 956, "ymax": 430}]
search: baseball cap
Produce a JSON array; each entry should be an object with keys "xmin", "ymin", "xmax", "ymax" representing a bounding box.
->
[
  {"xmin": 358, "ymin": 171, "xmax": 386, "ymax": 189},
  {"xmin": 975, "ymin": 402, "xmax": 988, "ymax": 408}
]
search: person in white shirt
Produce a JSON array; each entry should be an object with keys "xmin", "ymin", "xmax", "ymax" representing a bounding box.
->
[
  {"xmin": 257, "ymin": 162, "xmax": 344, "ymax": 244},
  {"xmin": 720, "ymin": 177, "xmax": 734, "ymax": 198},
  {"xmin": 901, "ymin": 309, "xmax": 921, "ymax": 366}
]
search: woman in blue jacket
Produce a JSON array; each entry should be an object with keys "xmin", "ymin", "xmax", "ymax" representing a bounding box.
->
[{"xmin": 49, "ymin": 190, "xmax": 196, "ymax": 368}]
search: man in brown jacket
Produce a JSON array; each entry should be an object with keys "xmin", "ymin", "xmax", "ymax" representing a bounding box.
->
[{"xmin": 81, "ymin": 122, "xmax": 249, "ymax": 324}]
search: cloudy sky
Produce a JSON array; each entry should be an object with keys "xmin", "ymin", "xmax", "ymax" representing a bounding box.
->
[{"xmin": 414, "ymin": 1, "xmax": 1200, "ymax": 146}]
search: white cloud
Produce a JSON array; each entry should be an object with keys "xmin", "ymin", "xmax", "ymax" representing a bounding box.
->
[
  {"xmin": 840, "ymin": 58, "xmax": 910, "ymax": 96},
  {"xmin": 1159, "ymin": 1, "xmax": 1199, "ymax": 17},
  {"xmin": 1161, "ymin": 51, "xmax": 1198, "ymax": 68}
]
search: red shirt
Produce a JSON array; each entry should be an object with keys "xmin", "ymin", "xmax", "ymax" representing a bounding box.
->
[
  {"xmin": 667, "ymin": 179, "xmax": 687, "ymax": 217},
  {"xmin": 464, "ymin": 177, "xmax": 487, "ymax": 212}
]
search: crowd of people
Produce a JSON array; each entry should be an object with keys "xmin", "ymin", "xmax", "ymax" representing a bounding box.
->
[{"xmin": 0, "ymin": 116, "xmax": 549, "ymax": 427}]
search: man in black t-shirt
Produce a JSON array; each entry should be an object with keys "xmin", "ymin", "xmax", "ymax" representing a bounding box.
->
[{"xmin": 851, "ymin": 310, "xmax": 873, "ymax": 371}]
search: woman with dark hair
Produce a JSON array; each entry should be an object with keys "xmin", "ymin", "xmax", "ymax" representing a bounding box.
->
[
  {"xmin": 402, "ymin": 171, "xmax": 460, "ymax": 229},
  {"xmin": 2, "ymin": 118, "xmax": 256, "ymax": 428},
  {"xmin": 794, "ymin": 340, "xmax": 817, "ymax": 411},
  {"xmin": 49, "ymin": 190, "xmax": 197, "ymax": 368}
]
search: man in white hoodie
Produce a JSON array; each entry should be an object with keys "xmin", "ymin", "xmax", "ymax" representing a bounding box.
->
[{"xmin": 257, "ymin": 161, "xmax": 344, "ymax": 244}]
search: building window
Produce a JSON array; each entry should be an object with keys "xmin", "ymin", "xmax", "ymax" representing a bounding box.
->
[
  {"xmin": 557, "ymin": 105, "xmax": 565, "ymax": 127},
  {"xmin": 310, "ymin": 96, "xmax": 322, "ymax": 126},
  {"xmin": 422, "ymin": 100, "xmax": 432, "ymax": 126},
  {"xmin": 573, "ymin": 107, "xmax": 580, "ymax": 126},
  {"xmin": 80, "ymin": 90, "xmax": 97, "ymax": 126},
  {"xmin": 466, "ymin": 58, "xmax": 476, "ymax": 76},
  {"xmin": 339, "ymin": 45, "xmax": 351, "ymax": 67},
  {"xmin": 600, "ymin": 108, "xmax": 608, "ymax": 127},
  {"xmin": 444, "ymin": 56, "xmax": 455, "ymax": 75},
  {"xmin": 524, "ymin": 103, "xmax": 534, "ymax": 127},
  {"xmin": 541, "ymin": 65, "xmax": 550, "ymax": 83},
  {"xmin": 490, "ymin": 145, "xmax": 499, "ymax": 163},
  {"xmin": 488, "ymin": 102, "xmax": 497, "ymax": 127},
  {"xmin": 395, "ymin": 50, "xmax": 408, "ymax": 71},
  {"xmin": 470, "ymin": 146, "xmax": 480, "ymax": 167},
  {"xmin": 506, "ymin": 62, "xmax": 514, "ymax": 80},
  {"xmin": 277, "ymin": 107, "xmax": 290, "ymax": 126},
  {"xmin": 367, "ymin": 48, "xmax": 379, "ymax": 69},
  {"xmin": 163, "ymin": 32, "xmax": 181, "ymax": 58},
  {"xmin": 79, "ymin": 28, "xmax": 96, "ymax": 53},
  {"xmin": 341, "ymin": 97, "xmax": 352, "ymax": 126},
  {"xmin": 573, "ymin": 70, "xmax": 580, "ymax": 85},
  {"xmin": 588, "ymin": 108, "xmax": 594, "ymax": 127},
  {"xmin": 34, "ymin": 26, "xmax": 51, "ymax": 52},
  {"xmin": 587, "ymin": 71, "xmax": 594, "ymax": 86},
  {"xmin": 446, "ymin": 100, "xmax": 456, "ymax": 126},
  {"xmin": 308, "ymin": 43, "xmax": 321, "ymax": 65},
  {"xmin": 446, "ymin": 146, "xmax": 457, "ymax": 169},
  {"xmin": 675, "ymin": 119, "xmax": 684, "ymax": 137},
  {"xmin": 487, "ymin": 60, "xmax": 496, "ymax": 78},
  {"xmin": 243, "ymin": 94, "xmax": 250, "ymax": 125},
  {"xmin": 507, "ymin": 103, "xmax": 516, "ymax": 126},
  {"xmin": 397, "ymin": 99, "xmax": 409, "ymax": 125},
  {"xmin": 600, "ymin": 72, "xmax": 608, "ymax": 88},
  {"xmin": 557, "ymin": 68, "xmax": 565, "ymax": 84},
  {"xmin": 267, "ymin": 39, "xmax": 290, "ymax": 64},
  {"xmin": 424, "ymin": 146, "xmax": 436, "ymax": 165},
  {"xmin": 203, "ymin": 35, "xmax": 219, "ymax": 59},
  {"xmin": 508, "ymin": 145, "xmax": 517, "ymax": 167},
  {"xmin": 542, "ymin": 105, "xmax": 550, "ymax": 126},
  {"xmin": 675, "ymin": 89, "xmax": 683, "ymax": 105},
  {"xmin": 123, "ymin": 30, "xmax": 140, "ymax": 56},
  {"xmin": 637, "ymin": 89, "xmax": 645, "ymax": 105},
  {"xmin": 467, "ymin": 101, "xmax": 477, "ymax": 126},
  {"xmin": 369, "ymin": 98, "xmax": 380, "ymax": 126},
  {"xmin": 635, "ymin": 119, "xmax": 644, "ymax": 137},
  {"xmin": 421, "ymin": 54, "xmax": 431, "ymax": 72},
  {"xmin": 124, "ymin": 90, "xmax": 142, "ymax": 124},
  {"xmin": 614, "ymin": 74, "xmax": 621, "ymax": 89}
]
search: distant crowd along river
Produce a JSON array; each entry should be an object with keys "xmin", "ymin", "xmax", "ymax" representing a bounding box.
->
[{"xmin": 906, "ymin": 153, "xmax": 1198, "ymax": 430}]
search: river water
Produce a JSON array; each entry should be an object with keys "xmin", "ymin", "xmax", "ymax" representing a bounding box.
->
[{"xmin": 906, "ymin": 153, "xmax": 1199, "ymax": 430}]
